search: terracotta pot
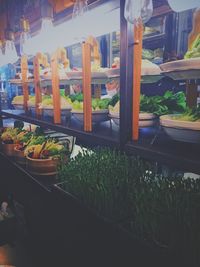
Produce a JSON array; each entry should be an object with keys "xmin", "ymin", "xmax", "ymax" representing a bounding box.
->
[
  {"xmin": 1, "ymin": 143, "xmax": 16, "ymax": 157},
  {"xmin": 26, "ymin": 156, "xmax": 60, "ymax": 176},
  {"xmin": 14, "ymin": 147, "xmax": 26, "ymax": 165}
]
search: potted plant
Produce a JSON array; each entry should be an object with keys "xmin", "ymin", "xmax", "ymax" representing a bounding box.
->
[
  {"xmin": 25, "ymin": 138, "xmax": 69, "ymax": 176},
  {"xmin": 0, "ymin": 121, "xmax": 25, "ymax": 157}
]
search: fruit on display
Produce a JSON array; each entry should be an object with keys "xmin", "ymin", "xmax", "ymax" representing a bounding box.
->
[
  {"xmin": 24, "ymin": 138, "xmax": 68, "ymax": 159},
  {"xmin": 1, "ymin": 128, "xmax": 19, "ymax": 144},
  {"xmin": 185, "ymin": 34, "xmax": 200, "ymax": 59}
]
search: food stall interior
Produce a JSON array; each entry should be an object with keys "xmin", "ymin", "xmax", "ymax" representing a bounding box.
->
[{"xmin": 0, "ymin": 0, "xmax": 200, "ymax": 266}]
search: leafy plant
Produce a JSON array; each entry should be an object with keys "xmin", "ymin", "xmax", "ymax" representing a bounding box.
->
[
  {"xmin": 128, "ymin": 174, "xmax": 200, "ymax": 266},
  {"xmin": 171, "ymin": 105, "xmax": 200, "ymax": 122},
  {"xmin": 140, "ymin": 91, "xmax": 186, "ymax": 115},
  {"xmin": 58, "ymin": 148, "xmax": 153, "ymax": 222}
]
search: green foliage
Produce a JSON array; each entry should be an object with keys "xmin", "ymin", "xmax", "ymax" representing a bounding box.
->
[
  {"xmin": 14, "ymin": 120, "xmax": 24, "ymax": 129},
  {"xmin": 58, "ymin": 148, "xmax": 200, "ymax": 265},
  {"xmin": 185, "ymin": 35, "xmax": 200, "ymax": 59},
  {"xmin": 130, "ymin": 174, "xmax": 200, "ymax": 265},
  {"xmin": 58, "ymin": 148, "xmax": 153, "ymax": 222},
  {"xmin": 172, "ymin": 105, "xmax": 200, "ymax": 122},
  {"xmin": 140, "ymin": 91, "xmax": 186, "ymax": 115}
]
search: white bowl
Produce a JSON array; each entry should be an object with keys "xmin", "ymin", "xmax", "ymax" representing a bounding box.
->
[
  {"xmin": 109, "ymin": 112, "xmax": 157, "ymax": 127},
  {"xmin": 160, "ymin": 58, "xmax": 200, "ymax": 72},
  {"xmin": 72, "ymin": 110, "xmax": 109, "ymax": 123},
  {"xmin": 42, "ymin": 108, "xmax": 72, "ymax": 118},
  {"xmin": 12, "ymin": 104, "xmax": 24, "ymax": 110},
  {"xmin": 160, "ymin": 115, "xmax": 200, "ymax": 143}
]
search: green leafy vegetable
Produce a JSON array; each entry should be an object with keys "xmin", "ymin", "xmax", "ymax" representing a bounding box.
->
[{"xmin": 172, "ymin": 105, "xmax": 200, "ymax": 121}]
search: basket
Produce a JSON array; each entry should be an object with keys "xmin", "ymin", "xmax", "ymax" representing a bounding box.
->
[
  {"xmin": 1, "ymin": 143, "xmax": 16, "ymax": 157},
  {"xmin": 26, "ymin": 156, "xmax": 60, "ymax": 176},
  {"xmin": 14, "ymin": 147, "xmax": 26, "ymax": 165}
]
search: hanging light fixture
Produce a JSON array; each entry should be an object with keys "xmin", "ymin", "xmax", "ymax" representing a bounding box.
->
[
  {"xmin": 19, "ymin": 16, "xmax": 31, "ymax": 56},
  {"xmin": 124, "ymin": 0, "xmax": 153, "ymax": 25},
  {"xmin": 26, "ymin": 0, "xmax": 57, "ymax": 55},
  {"xmin": 167, "ymin": 0, "xmax": 200, "ymax": 12},
  {"xmin": 72, "ymin": 0, "xmax": 89, "ymax": 42},
  {"xmin": 4, "ymin": 28, "xmax": 18, "ymax": 65},
  {"xmin": 0, "ymin": 40, "xmax": 6, "ymax": 68}
]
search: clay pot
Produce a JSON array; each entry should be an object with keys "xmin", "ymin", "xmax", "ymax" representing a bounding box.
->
[
  {"xmin": 1, "ymin": 143, "xmax": 16, "ymax": 157},
  {"xmin": 14, "ymin": 147, "xmax": 26, "ymax": 165},
  {"xmin": 26, "ymin": 156, "xmax": 60, "ymax": 176}
]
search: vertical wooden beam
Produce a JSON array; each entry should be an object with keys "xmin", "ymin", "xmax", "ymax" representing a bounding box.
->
[
  {"xmin": 51, "ymin": 52, "xmax": 61, "ymax": 124},
  {"xmin": 33, "ymin": 55, "xmax": 42, "ymax": 117},
  {"xmin": 132, "ymin": 22, "xmax": 143, "ymax": 141},
  {"xmin": 82, "ymin": 42, "xmax": 92, "ymax": 132},
  {"xmin": 21, "ymin": 55, "xmax": 29, "ymax": 113},
  {"xmin": 186, "ymin": 81, "xmax": 198, "ymax": 108}
]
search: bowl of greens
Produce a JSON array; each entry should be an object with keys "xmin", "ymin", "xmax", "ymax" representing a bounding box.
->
[
  {"xmin": 70, "ymin": 94, "xmax": 110, "ymax": 123},
  {"xmin": 160, "ymin": 106, "xmax": 200, "ymax": 143},
  {"xmin": 39, "ymin": 96, "xmax": 72, "ymax": 119}
]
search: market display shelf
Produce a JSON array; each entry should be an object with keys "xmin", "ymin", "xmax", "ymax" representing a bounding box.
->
[
  {"xmin": 8, "ymin": 77, "xmax": 120, "ymax": 87},
  {"xmin": 8, "ymin": 74, "xmax": 164, "ymax": 87},
  {"xmin": 160, "ymin": 58, "xmax": 200, "ymax": 81},
  {"xmin": 0, "ymin": 110, "xmax": 119, "ymax": 148},
  {"xmin": 161, "ymin": 69, "xmax": 200, "ymax": 81}
]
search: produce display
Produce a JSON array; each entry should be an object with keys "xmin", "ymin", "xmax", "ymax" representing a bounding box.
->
[
  {"xmin": 39, "ymin": 96, "xmax": 72, "ymax": 110},
  {"xmin": 140, "ymin": 91, "xmax": 186, "ymax": 116},
  {"xmin": 24, "ymin": 138, "xmax": 68, "ymax": 159},
  {"xmin": 171, "ymin": 105, "xmax": 200, "ymax": 122},
  {"xmin": 69, "ymin": 93, "xmax": 111, "ymax": 112},
  {"xmin": 142, "ymin": 48, "xmax": 163, "ymax": 63},
  {"xmin": 12, "ymin": 95, "xmax": 24, "ymax": 106},
  {"xmin": 1, "ymin": 127, "xmax": 20, "ymax": 144},
  {"xmin": 141, "ymin": 59, "xmax": 161, "ymax": 76},
  {"xmin": 109, "ymin": 91, "xmax": 186, "ymax": 116},
  {"xmin": 185, "ymin": 34, "xmax": 200, "ymax": 59}
]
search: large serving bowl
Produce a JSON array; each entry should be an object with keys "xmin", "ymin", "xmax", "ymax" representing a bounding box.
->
[
  {"xmin": 14, "ymin": 147, "xmax": 26, "ymax": 165},
  {"xmin": 1, "ymin": 143, "xmax": 16, "ymax": 157},
  {"xmin": 41, "ymin": 107, "xmax": 72, "ymax": 120},
  {"xmin": 12, "ymin": 104, "xmax": 24, "ymax": 110},
  {"xmin": 26, "ymin": 156, "xmax": 60, "ymax": 176},
  {"xmin": 109, "ymin": 112, "xmax": 157, "ymax": 128},
  {"xmin": 160, "ymin": 115, "xmax": 200, "ymax": 143},
  {"xmin": 72, "ymin": 110, "xmax": 109, "ymax": 123}
]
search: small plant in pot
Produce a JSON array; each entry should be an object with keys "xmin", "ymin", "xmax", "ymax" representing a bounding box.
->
[
  {"xmin": 0, "ymin": 121, "xmax": 25, "ymax": 157},
  {"xmin": 14, "ymin": 131, "xmax": 35, "ymax": 165},
  {"xmin": 25, "ymin": 138, "xmax": 69, "ymax": 176}
]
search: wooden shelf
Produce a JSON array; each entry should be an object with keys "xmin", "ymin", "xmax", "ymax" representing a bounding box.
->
[{"xmin": 0, "ymin": 110, "xmax": 119, "ymax": 148}]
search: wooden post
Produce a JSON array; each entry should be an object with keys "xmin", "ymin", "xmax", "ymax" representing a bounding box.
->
[
  {"xmin": 186, "ymin": 81, "xmax": 198, "ymax": 108},
  {"xmin": 132, "ymin": 22, "xmax": 143, "ymax": 141},
  {"xmin": 21, "ymin": 55, "xmax": 29, "ymax": 113},
  {"xmin": 82, "ymin": 42, "xmax": 92, "ymax": 132},
  {"xmin": 33, "ymin": 55, "xmax": 42, "ymax": 117},
  {"xmin": 51, "ymin": 51, "xmax": 61, "ymax": 124}
]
